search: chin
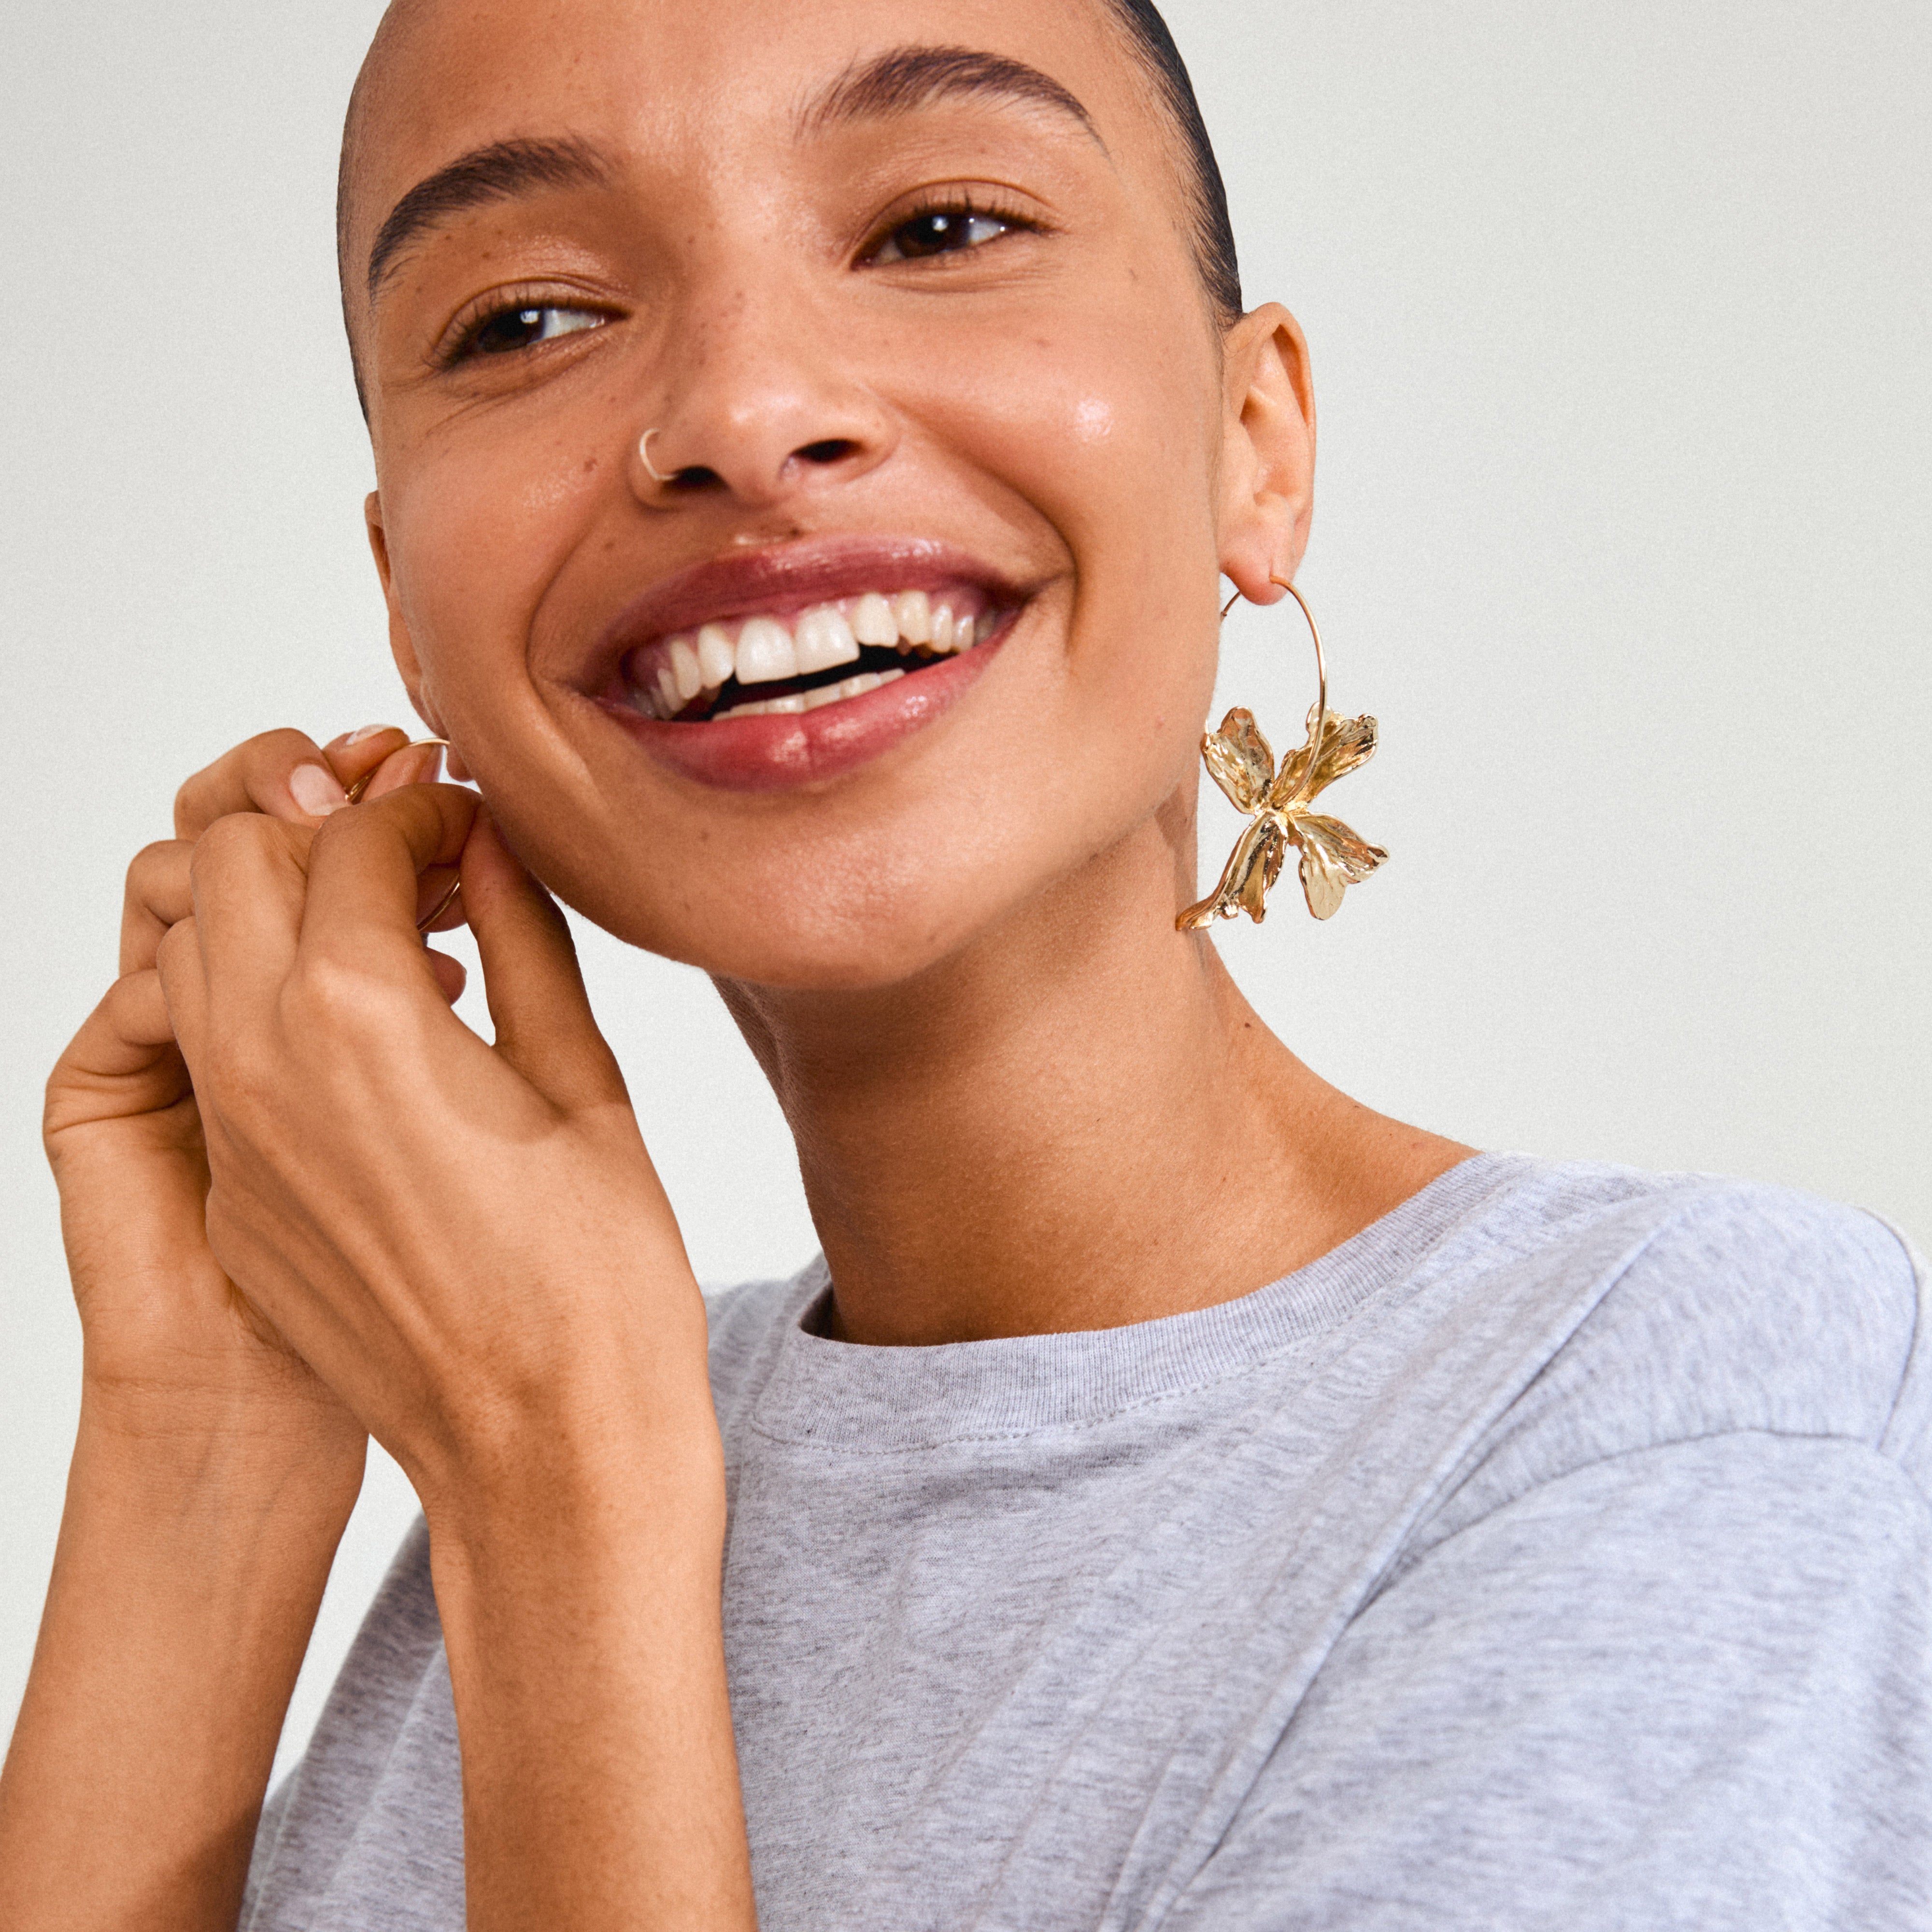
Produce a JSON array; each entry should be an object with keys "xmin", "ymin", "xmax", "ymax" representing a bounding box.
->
[{"xmin": 519, "ymin": 827, "xmax": 1018, "ymax": 994}]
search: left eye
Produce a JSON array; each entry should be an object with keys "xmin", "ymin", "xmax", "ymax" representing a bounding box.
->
[
  {"xmin": 463, "ymin": 304, "xmax": 606, "ymax": 356},
  {"xmin": 869, "ymin": 209, "xmax": 1013, "ymax": 264}
]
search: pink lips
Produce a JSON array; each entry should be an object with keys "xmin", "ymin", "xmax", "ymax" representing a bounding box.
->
[
  {"xmin": 584, "ymin": 537, "xmax": 1023, "ymax": 792},
  {"xmin": 601, "ymin": 623, "xmax": 1006, "ymax": 790}
]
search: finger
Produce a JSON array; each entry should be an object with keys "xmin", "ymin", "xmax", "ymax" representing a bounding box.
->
[
  {"xmin": 43, "ymin": 971, "xmax": 192, "ymax": 1142},
  {"xmin": 354, "ymin": 743, "xmax": 470, "ymax": 933},
  {"xmin": 320, "ymin": 723, "xmax": 412, "ymax": 795},
  {"xmin": 298, "ymin": 782, "xmax": 480, "ymax": 975},
  {"xmin": 417, "ymin": 867, "xmax": 470, "ymax": 935},
  {"xmin": 357, "ymin": 739, "xmax": 446, "ymax": 802},
  {"xmin": 154, "ymin": 915, "xmax": 212, "ymax": 1076},
  {"xmin": 173, "ymin": 729, "xmax": 352, "ymax": 838},
  {"xmin": 181, "ymin": 813, "xmax": 313, "ymax": 1017},
  {"xmin": 462, "ymin": 814, "xmax": 629, "ymax": 1112},
  {"xmin": 119, "ymin": 840, "xmax": 194, "ymax": 977}
]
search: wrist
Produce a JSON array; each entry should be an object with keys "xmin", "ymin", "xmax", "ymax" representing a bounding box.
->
[
  {"xmin": 422, "ymin": 1393, "xmax": 727, "ymax": 1572},
  {"xmin": 71, "ymin": 1384, "xmax": 368, "ymax": 1551},
  {"xmin": 403, "ymin": 1285, "xmax": 721, "ymax": 1541}
]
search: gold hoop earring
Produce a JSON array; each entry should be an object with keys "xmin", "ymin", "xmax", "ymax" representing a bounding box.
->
[
  {"xmin": 344, "ymin": 738, "xmax": 465, "ymax": 932},
  {"xmin": 1177, "ymin": 578, "xmax": 1388, "ymax": 930}
]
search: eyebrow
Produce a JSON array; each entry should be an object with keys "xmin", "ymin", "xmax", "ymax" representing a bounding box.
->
[
  {"xmin": 366, "ymin": 135, "xmax": 611, "ymax": 301},
  {"xmin": 365, "ymin": 51, "xmax": 1097, "ymax": 301},
  {"xmin": 800, "ymin": 44, "xmax": 1104, "ymax": 149}
]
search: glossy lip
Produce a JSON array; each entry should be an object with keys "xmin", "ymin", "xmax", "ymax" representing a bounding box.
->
[
  {"xmin": 597, "ymin": 617, "xmax": 1009, "ymax": 792},
  {"xmin": 580, "ymin": 534, "xmax": 1031, "ymax": 792}
]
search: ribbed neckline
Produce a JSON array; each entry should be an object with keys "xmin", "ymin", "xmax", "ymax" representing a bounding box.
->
[{"xmin": 748, "ymin": 1151, "xmax": 1534, "ymax": 1453}]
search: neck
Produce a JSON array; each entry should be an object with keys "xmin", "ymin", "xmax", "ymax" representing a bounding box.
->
[{"xmin": 717, "ymin": 803, "xmax": 1468, "ymax": 1347}]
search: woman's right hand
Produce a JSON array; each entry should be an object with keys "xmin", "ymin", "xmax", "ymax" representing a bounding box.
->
[
  {"xmin": 42, "ymin": 724, "xmax": 451, "ymax": 1467},
  {"xmin": 3, "ymin": 725, "xmax": 469, "ymax": 1928}
]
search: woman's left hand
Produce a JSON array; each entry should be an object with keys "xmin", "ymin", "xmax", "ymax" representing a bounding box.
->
[{"xmin": 153, "ymin": 780, "xmax": 711, "ymax": 1511}]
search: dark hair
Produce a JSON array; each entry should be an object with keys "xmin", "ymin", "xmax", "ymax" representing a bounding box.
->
[{"xmin": 1103, "ymin": 0, "xmax": 1243, "ymax": 324}]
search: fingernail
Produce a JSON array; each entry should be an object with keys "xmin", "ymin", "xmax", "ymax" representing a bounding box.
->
[
  {"xmin": 289, "ymin": 763, "xmax": 349, "ymax": 817},
  {"xmin": 347, "ymin": 722, "xmax": 399, "ymax": 744}
]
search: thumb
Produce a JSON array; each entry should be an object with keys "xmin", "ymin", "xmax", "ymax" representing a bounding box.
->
[{"xmin": 462, "ymin": 813, "xmax": 629, "ymax": 1114}]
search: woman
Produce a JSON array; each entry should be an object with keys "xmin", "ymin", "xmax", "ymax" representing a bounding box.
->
[{"xmin": 2, "ymin": 0, "xmax": 1926, "ymax": 1926}]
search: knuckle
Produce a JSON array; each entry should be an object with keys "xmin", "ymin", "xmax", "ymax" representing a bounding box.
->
[
  {"xmin": 171, "ymin": 773, "xmax": 201, "ymax": 837},
  {"xmin": 189, "ymin": 811, "xmax": 271, "ymax": 875},
  {"xmin": 125, "ymin": 838, "xmax": 186, "ymax": 894},
  {"xmin": 248, "ymin": 726, "xmax": 320, "ymax": 774},
  {"xmin": 294, "ymin": 953, "xmax": 391, "ymax": 1034}
]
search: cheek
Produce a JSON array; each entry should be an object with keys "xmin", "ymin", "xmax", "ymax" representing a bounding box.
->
[
  {"xmin": 919, "ymin": 297, "xmax": 1224, "ymax": 793},
  {"xmin": 381, "ymin": 411, "xmax": 613, "ymax": 726}
]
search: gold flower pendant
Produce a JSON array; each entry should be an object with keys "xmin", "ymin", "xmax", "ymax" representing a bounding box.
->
[{"xmin": 1177, "ymin": 584, "xmax": 1387, "ymax": 929}]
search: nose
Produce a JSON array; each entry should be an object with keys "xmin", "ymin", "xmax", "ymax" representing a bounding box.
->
[{"xmin": 630, "ymin": 283, "xmax": 896, "ymax": 509}]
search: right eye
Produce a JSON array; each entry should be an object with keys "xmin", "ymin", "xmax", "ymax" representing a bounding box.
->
[{"xmin": 454, "ymin": 301, "xmax": 608, "ymax": 360}]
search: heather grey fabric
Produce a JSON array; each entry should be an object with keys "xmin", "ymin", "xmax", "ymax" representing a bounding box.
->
[{"xmin": 241, "ymin": 1156, "xmax": 1932, "ymax": 1929}]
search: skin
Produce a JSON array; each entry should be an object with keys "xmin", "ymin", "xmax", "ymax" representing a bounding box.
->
[{"xmin": 0, "ymin": 0, "xmax": 1469, "ymax": 1924}]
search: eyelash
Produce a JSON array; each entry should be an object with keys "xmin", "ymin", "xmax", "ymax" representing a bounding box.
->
[
  {"xmin": 436, "ymin": 193, "xmax": 1042, "ymax": 366},
  {"xmin": 859, "ymin": 192, "xmax": 1041, "ymax": 266},
  {"xmin": 439, "ymin": 284, "xmax": 613, "ymax": 366}
]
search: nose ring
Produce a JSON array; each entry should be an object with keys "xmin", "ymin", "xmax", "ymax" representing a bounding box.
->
[{"xmin": 639, "ymin": 428, "xmax": 677, "ymax": 484}]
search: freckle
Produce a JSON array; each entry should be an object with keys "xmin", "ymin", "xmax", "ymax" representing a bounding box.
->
[{"xmin": 582, "ymin": 456, "xmax": 597, "ymax": 473}]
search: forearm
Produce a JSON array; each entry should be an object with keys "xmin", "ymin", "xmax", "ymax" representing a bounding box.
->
[
  {"xmin": 0, "ymin": 1403, "xmax": 365, "ymax": 1930},
  {"xmin": 426, "ymin": 1410, "xmax": 756, "ymax": 1932}
]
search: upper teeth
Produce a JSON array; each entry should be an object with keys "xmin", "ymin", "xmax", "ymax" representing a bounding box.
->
[{"xmin": 626, "ymin": 590, "xmax": 1000, "ymax": 721}]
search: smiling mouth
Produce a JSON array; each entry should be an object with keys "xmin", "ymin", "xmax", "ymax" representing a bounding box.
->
[{"xmin": 622, "ymin": 586, "xmax": 1003, "ymax": 723}]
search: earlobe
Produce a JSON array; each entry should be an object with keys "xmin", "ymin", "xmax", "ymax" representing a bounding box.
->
[
  {"xmin": 364, "ymin": 492, "xmax": 473, "ymax": 780},
  {"xmin": 1216, "ymin": 304, "xmax": 1318, "ymax": 605}
]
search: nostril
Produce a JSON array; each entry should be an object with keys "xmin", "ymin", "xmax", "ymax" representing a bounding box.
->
[
  {"xmin": 666, "ymin": 465, "xmax": 725, "ymax": 492},
  {"xmin": 795, "ymin": 439, "xmax": 858, "ymax": 467}
]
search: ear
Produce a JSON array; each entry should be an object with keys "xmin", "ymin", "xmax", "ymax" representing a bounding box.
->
[
  {"xmin": 1214, "ymin": 304, "xmax": 1317, "ymax": 606},
  {"xmin": 364, "ymin": 492, "xmax": 475, "ymax": 781}
]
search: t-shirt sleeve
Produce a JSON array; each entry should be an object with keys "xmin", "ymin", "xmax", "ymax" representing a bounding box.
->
[
  {"xmin": 1164, "ymin": 1429, "xmax": 1932, "ymax": 1931},
  {"xmin": 1164, "ymin": 1180, "xmax": 1932, "ymax": 1932}
]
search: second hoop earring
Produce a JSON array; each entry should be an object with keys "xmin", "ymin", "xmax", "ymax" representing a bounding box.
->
[
  {"xmin": 1177, "ymin": 578, "xmax": 1388, "ymax": 930},
  {"xmin": 345, "ymin": 738, "xmax": 465, "ymax": 933}
]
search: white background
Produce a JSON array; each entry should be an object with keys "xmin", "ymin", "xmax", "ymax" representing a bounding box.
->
[{"xmin": 2, "ymin": 0, "xmax": 1926, "ymax": 1783}]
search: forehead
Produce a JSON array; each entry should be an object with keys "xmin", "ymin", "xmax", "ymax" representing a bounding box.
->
[{"xmin": 345, "ymin": 0, "xmax": 1152, "ymax": 263}]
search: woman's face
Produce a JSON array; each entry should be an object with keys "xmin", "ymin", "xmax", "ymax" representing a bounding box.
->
[{"xmin": 348, "ymin": 0, "xmax": 1310, "ymax": 988}]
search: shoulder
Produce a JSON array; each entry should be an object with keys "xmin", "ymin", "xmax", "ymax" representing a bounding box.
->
[
  {"xmin": 1407, "ymin": 1164, "xmax": 1930, "ymax": 1552},
  {"xmin": 1556, "ymin": 1169, "xmax": 1919, "ymax": 1440}
]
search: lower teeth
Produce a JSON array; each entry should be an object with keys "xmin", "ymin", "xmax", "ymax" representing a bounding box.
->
[{"xmin": 710, "ymin": 666, "xmax": 905, "ymax": 722}]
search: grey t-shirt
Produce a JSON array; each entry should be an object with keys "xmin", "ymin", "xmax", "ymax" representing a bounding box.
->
[{"xmin": 242, "ymin": 1155, "xmax": 1932, "ymax": 1929}]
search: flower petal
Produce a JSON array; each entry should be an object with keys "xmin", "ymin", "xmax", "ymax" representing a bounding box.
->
[
  {"xmin": 1202, "ymin": 709, "xmax": 1275, "ymax": 814},
  {"xmin": 1178, "ymin": 814, "xmax": 1287, "ymax": 929},
  {"xmin": 1286, "ymin": 811, "xmax": 1388, "ymax": 919}
]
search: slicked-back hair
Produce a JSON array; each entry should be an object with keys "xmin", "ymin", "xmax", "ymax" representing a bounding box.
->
[{"xmin": 1102, "ymin": 0, "xmax": 1242, "ymax": 324}]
